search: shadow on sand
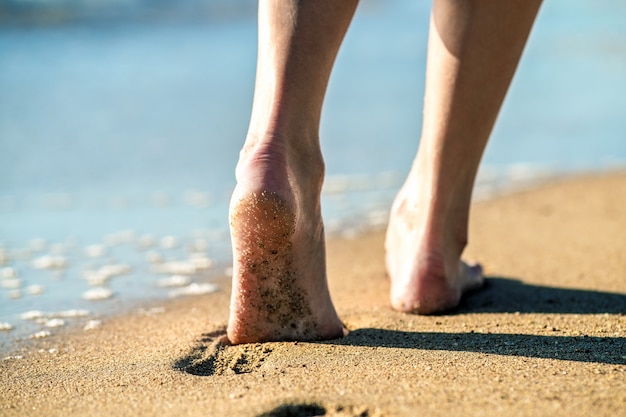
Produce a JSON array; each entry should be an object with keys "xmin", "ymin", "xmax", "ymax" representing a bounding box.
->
[
  {"xmin": 330, "ymin": 329, "xmax": 625, "ymax": 365},
  {"xmin": 328, "ymin": 277, "xmax": 626, "ymax": 365},
  {"xmin": 455, "ymin": 276, "xmax": 626, "ymax": 314}
]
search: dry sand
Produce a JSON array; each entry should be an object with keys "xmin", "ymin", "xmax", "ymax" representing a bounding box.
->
[{"xmin": 1, "ymin": 172, "xmax": 625, "ymax": 417}]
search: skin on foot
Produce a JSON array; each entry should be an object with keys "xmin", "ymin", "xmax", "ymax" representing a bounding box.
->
[
  {"xmin": 227, "ymin": 140, "xmax": 344, "ymax": 344},
  {"xmin": 385, "ymin": 182, "xmax": 484, "ymax": 315}
]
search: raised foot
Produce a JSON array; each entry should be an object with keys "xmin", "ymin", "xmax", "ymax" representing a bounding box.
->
[{"xmin": 227, "ymin": 190, "xmax": 344, "ymax": 344}]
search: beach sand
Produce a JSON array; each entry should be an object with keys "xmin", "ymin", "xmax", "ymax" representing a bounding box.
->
[{"xmin": 2, "ymin": 172, "xmax": 625, "ymax": 417}]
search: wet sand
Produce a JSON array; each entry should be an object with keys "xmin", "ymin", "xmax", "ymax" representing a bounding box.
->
[{"xmin": 1, "ymin": 172, "xmax": 625, "ymax": 417}]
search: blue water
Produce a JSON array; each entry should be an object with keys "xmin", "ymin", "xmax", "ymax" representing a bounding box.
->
[{"xmin": 1, "ymin": 0, "xmax": 625, "ymax": 350}]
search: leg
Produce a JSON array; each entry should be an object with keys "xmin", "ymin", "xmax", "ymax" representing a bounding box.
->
[
  {"xmin": 228, "ymin": 0, "xmax": 358, "ymax": 344},
  {"xmin": 386, "ymin": 0, "xmax": 542, "ymax": 313}
]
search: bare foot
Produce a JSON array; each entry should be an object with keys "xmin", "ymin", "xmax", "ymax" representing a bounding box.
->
[
  {"xmin": 227, "ymin": 136, "xmax": 344, "ymax": 344},
  {"xmin": 385, "ymin": 176, "xmax": 484, "ymax": 314}
]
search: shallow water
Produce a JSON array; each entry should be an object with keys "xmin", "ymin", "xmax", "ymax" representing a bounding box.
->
[{"xmin": 1, "ymin": 0, "xmax": 625, "ymax": 350}]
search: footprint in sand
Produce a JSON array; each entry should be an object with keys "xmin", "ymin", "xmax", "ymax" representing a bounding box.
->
[
  {"xmin": 174, "ymin": 328, "xmax": 273, "ymax": 376},
  {"xmin": 174, "ymin": 330, "xmax": 383, "ymax": 417}
]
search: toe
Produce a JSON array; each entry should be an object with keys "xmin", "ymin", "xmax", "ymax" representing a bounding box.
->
[{"xmin": 462, "ymin": 262, "xmax": 484, "ymax": 292}]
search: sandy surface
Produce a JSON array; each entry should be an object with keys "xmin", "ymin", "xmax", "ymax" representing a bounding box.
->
[{"xmin": 1, "ymin": 172, "xmax": 625, "ymax": 417}]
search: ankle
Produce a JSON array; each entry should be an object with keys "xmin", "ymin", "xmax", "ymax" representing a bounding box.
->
[{"xmin": 237, "ymin": 130, "xmax": 325, "ymax": 194}]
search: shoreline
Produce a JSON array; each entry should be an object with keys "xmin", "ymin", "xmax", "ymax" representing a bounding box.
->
[
  {"xmin": 2, "ymin": 171, "xmax": 626, "ymax": 416},
  {"xmin": 1, "ymin": 168, "xmax": 623, "ymax": 349},
  {"xmin": 0, "ymin": 166, "xmax": 614, "ymax": 351},
  {"xmin": 1, "ymin": 165, "xmax": 610, "ymax": 350}
]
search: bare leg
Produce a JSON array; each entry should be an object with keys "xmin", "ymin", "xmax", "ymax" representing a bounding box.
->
[
  {"xmin": 228, "ymin": 0, "xmax": 358, "ymax": 344},
  {"xmin": 386, "ymin": 0, "xmax": 542, "ymax": 313}
]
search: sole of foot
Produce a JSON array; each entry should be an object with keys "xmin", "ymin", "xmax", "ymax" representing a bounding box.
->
[{"xmin": 227, "ymin": 189, "xmax": 344, "ymax": 344}]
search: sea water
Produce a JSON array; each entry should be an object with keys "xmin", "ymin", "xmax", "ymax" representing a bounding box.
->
[{"xmin": 1, "ymin": 0, "xmax": 625, "ymax": 350}]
